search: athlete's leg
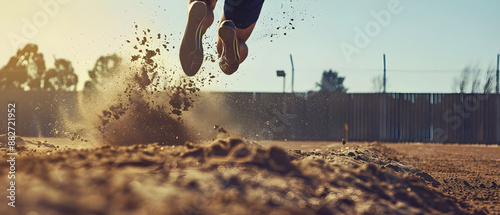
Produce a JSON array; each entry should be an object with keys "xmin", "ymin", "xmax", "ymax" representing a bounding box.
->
[
  {"xmin": 217, "ymin": 0, "xmax": 264, "ymax": 75},
  {"xmin": 217, "ymin": 17, "xmax": 255, "ymax": 64}
]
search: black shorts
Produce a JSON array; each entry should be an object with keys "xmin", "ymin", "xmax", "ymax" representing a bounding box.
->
[{"xmin": 224, "ymin": 0, "xmax": 265, "ymax": 29}]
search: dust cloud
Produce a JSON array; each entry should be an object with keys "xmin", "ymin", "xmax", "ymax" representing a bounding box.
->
[{"xmin": 72, "ymin": 26, "xmax": 230, "ymax": 146}]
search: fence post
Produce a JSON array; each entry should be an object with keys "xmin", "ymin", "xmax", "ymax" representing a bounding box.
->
[
  {"xmin": 379, "ymin": 94, "xmax": 387, "ymax": 141},
  {"xmin": 496, "ymin": 95, "xmax": 500, "ymax": 143}
]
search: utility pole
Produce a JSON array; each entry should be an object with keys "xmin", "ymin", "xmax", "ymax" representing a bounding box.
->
[
  {"xmin": 383, "ymin": 54, "xmax": 386, "ymax": 93},
  {"xmin": 496, "ymin": 53, "xmax": 499, "ymax": 94},
  {"xmin": 290, "ymin": 54, "xmax": 295, "ymax": 93}
]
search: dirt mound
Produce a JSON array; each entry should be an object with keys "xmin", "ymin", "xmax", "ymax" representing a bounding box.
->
[
  {"xmin": 0, "ymin": 134, "xmax": 28, "ymax": 152},
  {"xmin": 0, "ymin": 134, "xmax": 60, "ymax": 152},
  {"xmin": 0, "ymin": 138, "xmax": 469, "ymax": 215},
  {"xmin": 97, "ymin": 96, "xmax": 193, "ymax": 146},
  {"xmin": 182, "ymin": 138, "xmax": 299, "ymax": 175}
]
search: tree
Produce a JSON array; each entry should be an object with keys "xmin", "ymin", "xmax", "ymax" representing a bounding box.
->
[
  {"xmin": 0, "ymin": 44, "xmax": 78, "ymax": 91},
  {"xmin": 0, "ymin": 44, "xmax": 46, "ymax": 90},
  {"xmin": 470, "ymin": 67, "xmax": 481, "ymax": 93},
  {"xmin": 316, "ymin": 70, "xmax": 347, "ymax": 93},
  {"xmin": 482, "ymin": 67, "xmax": 495, "ymax": 94},
  {"xmin": 453, "ymin": 66, "xmax": 495, "ymax": 94},
  {"xmin": 43, "ymin": 58, "xmax": 79, "ymax": 91},
  {"xmin": 372, "ymin": 75, "xmax": 384, "ymax": 93},
  {"xmin": 84, "ymin": 54, "xmax": 122, "ymax": 93},
  {"xmin": 453, "ymin": 67, "xmax": 471, "ymax": 93},
  {"xmin": 0, "ymin": 56, "xmax": 29, "ymax": 90}
]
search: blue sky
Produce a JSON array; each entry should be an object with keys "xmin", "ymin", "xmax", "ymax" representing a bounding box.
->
[{"xmin": 1, "ymin": 0, "xmax": 499, "ymax": 93}]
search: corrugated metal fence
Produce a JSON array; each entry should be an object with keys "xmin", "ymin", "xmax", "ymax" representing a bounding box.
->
[
  {"xmin": 346, "ymin": 93, "xmax": 500, "ymax": 144},
  {"xmin": 217, "ymin": 92, "xmax": 500, "ymax": 144},
  {"xmin": 0, "ymin": 91, "xmax": 499, "ymax": 144}
]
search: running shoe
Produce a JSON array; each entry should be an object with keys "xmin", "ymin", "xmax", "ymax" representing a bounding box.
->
[
  {"xmin": 179, "ymin": 1, "xmax": 207, "ymax": 76},
  {"xmin": 218, "ymin": 20, "xmax": 240, "ymax": 75}
]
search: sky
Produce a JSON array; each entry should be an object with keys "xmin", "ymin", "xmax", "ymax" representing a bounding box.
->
[{"xmin": 0, "ymin": 0, "xmax": 499, "ymax": 93}]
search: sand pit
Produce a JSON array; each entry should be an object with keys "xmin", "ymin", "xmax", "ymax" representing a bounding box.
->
[{"xmin": 0, "ymin": 138, "xmax": 481, "ymax": 215}]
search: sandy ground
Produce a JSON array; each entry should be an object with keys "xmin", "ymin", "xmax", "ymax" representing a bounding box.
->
[
  {"xmin": 0, "ymin": 137, "xmax": 497, "ymax": 215},
  {"xmin": 384, "ymin": 143, "xmax": 500, "ymax": 214},
  {"xmin": 260, "ymin": 141, "xmax": 500, "ymax": 214}
]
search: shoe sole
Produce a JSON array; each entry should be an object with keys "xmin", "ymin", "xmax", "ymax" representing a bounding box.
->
[
  {"xmin": 218, "ymin": 24, "xmax": 240, "ymax": 75},
  {"xmin": 179, "ymin": 1, "xmax": 206, "ymax": 76}
]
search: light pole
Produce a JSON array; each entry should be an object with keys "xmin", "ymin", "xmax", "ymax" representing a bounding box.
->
[
  {"xmin": 277, "ymin": 70, "xmax": 286, "ymax": 93},
  {"xmin": 290, "ymin": 54, "xmax": 295, "ymax": 93},
  {"xmin": 383, "ymin": 53, "xmax": 386, "ymax": 93}
]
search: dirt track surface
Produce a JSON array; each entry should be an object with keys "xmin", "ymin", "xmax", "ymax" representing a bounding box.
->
[
  {"xmin": 384, "ymin": 143, "xmax": 500, "ymax": 214},
  {"xmin": 0, "ymin": 138, "xmax": 496, "ymax": 215}
]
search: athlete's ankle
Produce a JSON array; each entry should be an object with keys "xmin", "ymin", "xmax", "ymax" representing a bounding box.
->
[{"xmin": 189, "ymin": 0, "xmax": 206, "ymax": 4}]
